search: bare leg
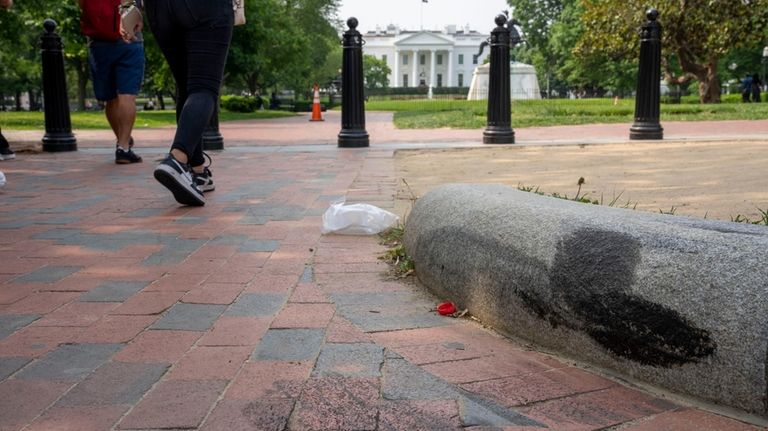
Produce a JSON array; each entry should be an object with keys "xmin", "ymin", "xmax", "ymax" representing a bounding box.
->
[{"xmin": 105, "ymin": 94, "xmax": 137, "ymax": 147}]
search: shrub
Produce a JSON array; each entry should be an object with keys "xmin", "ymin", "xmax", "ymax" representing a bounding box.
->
[
  {"xmin": 365, "ymin": 87, "xmax": 429, "ymax": 96},
  {"xmin": 221, "ymin": 95, "xmax": 261, "ymax": 113},
  {"xmin": 432, "ymin": 86, "xmax": 469, "ymax": 96}
]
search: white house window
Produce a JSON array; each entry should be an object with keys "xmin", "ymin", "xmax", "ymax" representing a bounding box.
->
[
  {"xmin": 458, "ymin": 73, "xmax": 464, "ymax": 87},
  {"xmin": 403, "ymin": 55, "xmax": 408, "ymax": 65},
  {"xmin": 403, "ymin": 74, "xmax": 408, "ymax": 87},
  {"xmin": 382, "ymin": 54, "xmax": 387, "ymax": 63},
  {"xmin": 420, "ymin": 54, "xmax": 426, "ymax": 65},
  {"xmin": 437, "ymin": 54, "xmax": 443, "ymax": 65},
  {"xmin": 473, "ymin": 55, "xmax": 478, "ymax": 65},
  {"xmin": 458, "ymin": 54, "xmax": 464, "ymax": 65},
  {"xmin": 437, "ymin": 74, "xmax": 443, "ymax": 87}
]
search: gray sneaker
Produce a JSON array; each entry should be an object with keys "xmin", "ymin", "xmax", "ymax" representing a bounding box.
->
[
  {"xmin": 153, "ymin": 154, "xmax": 205, "ymax": 206},
  {"xmin": 193, "ymin": 167, "xmax": 215, "ymax": 192}
]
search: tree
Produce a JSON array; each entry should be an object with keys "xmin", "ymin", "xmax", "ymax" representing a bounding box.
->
[
  {"xmin": 507, "ymin": 0, "xmax": 572, "ymax": 96},
  {"xmin": 142, "ymin": 30, "xmax": 175, "ymax": 109},
  {"xmin": 226, "ymin": 0, "xmax": 341, "ymax": 96},
  {"xmin": 0, "ymin": 0, "xmax": 47, "ymax": 109},
  {"xmin": 227, "ymin": 0, "xmax": 309, "ymax": 95},
  {"xmin": 551, "ymin": 1, "xmax": 635, "ymax": 97},
  {"xmin": 362, "ymin": 54, "xmax": 390, "ymax": 89},
  {"xmin": 577, "ymin": 0, "xmax": 768, "ymax": 103},
  {"xmin": 286, "ymin": 0, "xmax": 341, "ymax": 90}
]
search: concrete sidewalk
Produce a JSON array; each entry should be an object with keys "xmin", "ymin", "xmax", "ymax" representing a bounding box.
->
[{"xmin": 0, "ymin": 116, "xmax": 765, "ymax": 430}]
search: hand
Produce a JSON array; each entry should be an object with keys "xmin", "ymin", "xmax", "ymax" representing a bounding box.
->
[
  {"xmin": 0, "ymin": 0, "xmax": 13, "ymax": 10},
  {"xmin": 119, "ymin": 7, "xmax": 143, "ymax": 42},
  {"xmin": 119, "ymin": 23, "xmax": 135, "ymax": 42}
]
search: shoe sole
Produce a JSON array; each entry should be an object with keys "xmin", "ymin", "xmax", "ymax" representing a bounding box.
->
[
  {"xmin": 198, "ymin": 183, "xmax": 215, "ymax": 192},
  {"xmin": 115, "ymin": 158, "xmax": 142, "ymax": 164},
  {"xmin": 154, "ymin": 165, "xmax": 205, "ymax": 206}
]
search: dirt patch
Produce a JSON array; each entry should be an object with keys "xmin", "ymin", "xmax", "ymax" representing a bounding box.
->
[{"xmin": 393, "ymin": 140, "xmax": 768, "ymax": 223}]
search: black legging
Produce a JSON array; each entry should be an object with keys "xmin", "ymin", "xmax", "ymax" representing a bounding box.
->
[
  {"xmin": 144, "ymin": 0, "xmax": 233, "ymax": 167},
  {"xmin": 0, "ymin": 127, "xmax": 9, "ymax": 151}
]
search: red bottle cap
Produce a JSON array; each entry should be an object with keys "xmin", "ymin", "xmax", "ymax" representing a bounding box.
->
[{"xmin": 437, "ymin": 301, "xmax": 456, "ymax": 315}]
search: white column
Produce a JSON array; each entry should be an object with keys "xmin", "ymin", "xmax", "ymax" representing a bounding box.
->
[
  {"xmin": 447, "ymin": 50, "xmax": 454, "ymax": 87},
  {"xmin": 412, "ymin": 51, "xmax": 418, "ymax": 88},
  {"xmin": 393, "ymin": 48, "xmax": 399, "ymax": 87},
  {"xmin": 429, "ymin": 49, "xmax": 436, "ymax": 98}
]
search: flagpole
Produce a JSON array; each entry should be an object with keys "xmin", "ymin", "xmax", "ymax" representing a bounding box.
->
[{"xmin": 420, "ymin": 1, "xmax": 424, "ymax": 30}]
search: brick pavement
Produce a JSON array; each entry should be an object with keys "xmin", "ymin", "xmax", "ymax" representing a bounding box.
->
[{"xmin": 0, "ymin": 117, "xmax": 766, "ymax": 430}]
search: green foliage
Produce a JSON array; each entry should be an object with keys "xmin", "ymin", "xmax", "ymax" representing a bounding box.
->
[
  {"xmin": 0, "ymin": 109, "xmax": 294, "ymax": 130},
  {"xmin": 517, "ymin": 179, "xmax": 638, "ymax": 209},
  {"xmin": 0, "ymin": 0, "xmax": 341, "ymax": 109},
  {"xmin": 378, "ymin": 226, "xmax": 414, "ymax": 277},
  {"xmin": 431, "ymin": 87, "xmax": 469, "ymax": 96},
  {"xmin": 518, "ymin": 180, "xmax": 768, "ymax": 225},
  {"xmin": 366, "ymin": 87, "xmax": 429, "ymax": 97},
  {"xmin": 731, "ymin": 209, "xmax": 768, "ymax": 226},
  {"xmin": 362, "ymin": 54, "xmax": 391, "ymax": 89},
  {"xmin": 221, "ymin": 95, "xmax": 262, "ymax": 113},
  {"xmin": 226, "ymin": 0, "xmax": 340, "ymax": 96},
  {"xmin": 363, "ymin": 97, "xmax": 768, "ymax": 129},
  {"xmin": 577, "ymin": 0, "xmax": 768, "ymax": 103}
]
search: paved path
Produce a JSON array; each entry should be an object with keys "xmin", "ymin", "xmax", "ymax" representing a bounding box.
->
[{"xmin": 0, "ymin": 115, "xmax": 765, "ymax": 430}]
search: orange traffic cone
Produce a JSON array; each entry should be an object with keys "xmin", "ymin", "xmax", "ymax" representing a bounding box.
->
[{"xmin": 309, "ymin": 84, "xmax": 324, "ymax": 122}]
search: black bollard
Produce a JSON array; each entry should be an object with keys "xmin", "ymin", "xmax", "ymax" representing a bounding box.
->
[
  {"xmin": 630, "ymin": 9, "xmax": 663, "ymax": 140},
  {"xmin": 202, "ymin": 102, "xmax": 224, "ymax": 151},
  {"xmin": 338, "ymin": 17, "xmax": 369, "ymax": 148},
  {"xmin": 483, "ymin": 14, "xmax": 516, "ymax": 144},
  {"xmin": 40, "ymin": 19, "xmax": 77, "ymax": 152}
]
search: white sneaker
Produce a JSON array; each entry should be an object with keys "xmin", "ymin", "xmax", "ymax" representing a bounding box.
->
[
  {"xmin": 0, "ymin": 171, "xmax": 6, "ymax": 187},
  {"xmin": 0, "ymin": 148, "xmax": 14, "ymax": 161},
  {"xmin": 153, "ymin": 154, "xmax": 205, "ymax": 206}
]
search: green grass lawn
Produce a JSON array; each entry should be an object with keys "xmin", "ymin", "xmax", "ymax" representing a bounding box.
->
[
  {"xmin": 365, "ymin": 95, "xmax": 768, "ymax": 129},
  {"xmin": 0, "ymin": 109, "xmax": 295, "ymax": 131},
  {"xmin": 3, "ymin": 95, "xmax": 768, "ymax": 130}
]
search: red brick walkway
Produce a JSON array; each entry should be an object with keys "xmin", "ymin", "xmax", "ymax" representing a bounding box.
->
[{"xmin": 0, "ymin": 116, "xmax": 765, "ymax": 430}]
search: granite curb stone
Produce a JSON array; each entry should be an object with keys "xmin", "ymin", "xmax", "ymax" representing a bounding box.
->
[{"xmin": 404, "ymin": 183, "xmax": 768, "ymax": 416}]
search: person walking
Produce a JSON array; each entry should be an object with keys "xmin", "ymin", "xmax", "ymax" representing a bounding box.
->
[
  {"xmin": 751, "ymin": 73, "xmax": 762, "ymax": 103},
  {"xmin": 144, "ymin": 0, "xmax": 233, "ymax": 206},
  {"xmin": 78, "ymin": 0, "xmax": 145, "ymax": 164},
  {"xmin": 741, "ymin": 74, "xmax": 753, "ymax": 103},
  {"xmin": 0, "ymin": 0, "xmax": 16, "ymax": 161}
]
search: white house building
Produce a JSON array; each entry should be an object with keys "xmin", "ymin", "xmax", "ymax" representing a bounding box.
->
[{"xmin": 362, "ymin": 24, "xmax": 490, "ymax": 90}]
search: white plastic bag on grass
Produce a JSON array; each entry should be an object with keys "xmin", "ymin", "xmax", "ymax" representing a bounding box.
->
[{"xmin": 321, "ymin": 200, "xmax": 399, "ymax": 235}]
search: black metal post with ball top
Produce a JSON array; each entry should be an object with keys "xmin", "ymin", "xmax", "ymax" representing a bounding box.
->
[
  {"xmin": 40, "ymin": 19, "xmax": 77, "ymax": 152},
  {"xmin": 630, "ymin": 9, "xmax": 664, "ymax": 140},
  {"xmin": 338, "ymin": 17, "xmax": 369, "ymax": 148}
]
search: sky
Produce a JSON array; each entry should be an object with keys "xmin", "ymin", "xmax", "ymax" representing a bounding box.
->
[{"xmin": 336, "ymin": 0, "xmax": 512, "ymax": 34}]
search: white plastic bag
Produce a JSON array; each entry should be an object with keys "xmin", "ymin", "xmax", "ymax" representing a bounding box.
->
[{"xmin": 321, "ymin": 200, "xmax": 399, "ymax": 235}]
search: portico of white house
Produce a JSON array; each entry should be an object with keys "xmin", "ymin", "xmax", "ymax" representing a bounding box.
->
[{"xmin": 362, "ymin": 27, "xmax": 489, "ymax": 91}]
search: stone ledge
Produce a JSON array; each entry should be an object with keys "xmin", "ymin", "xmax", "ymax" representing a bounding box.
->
[{"xmin": 404, "ymin": 183, "xmax": 768, "ymax": 417}]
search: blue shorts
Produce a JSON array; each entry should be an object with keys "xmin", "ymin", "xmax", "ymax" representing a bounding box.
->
[{"xmin": 88, "ymin": 41, "xmax": 145, "ymax": 101}]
